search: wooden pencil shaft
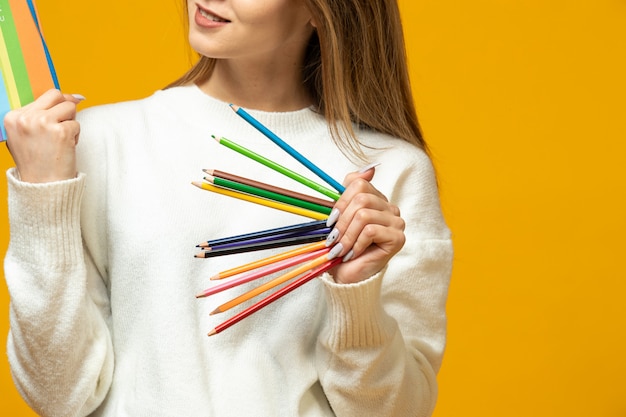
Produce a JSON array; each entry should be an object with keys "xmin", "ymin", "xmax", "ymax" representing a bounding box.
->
[
  {"xmin": 209, "ymin": 258, "xmax": 342, "ymax": 336},
  {"xmin": 196, "ymin": 234, "xmax": 327, "ymax": 258},
  {"xmin": 230, "ymin": 104, "xmax": 346, "ymax": 194},
  {"xmin": 205, "ymin": 175, "xmax": 332, "ymax": 215},
  {"xmin": 197, "ymin": 248, "xmax": 330, "ymax": 298},
  {"xmin": 212, "ymin": 241, "xmax": 327, "ymax": 280},
  {"xmin": 193, "ymin": 181, "xmax": 328, "ymax": 220},
  {"xmin": 214, "ymin": 135, "xmax": 341, "ymax": 201},
  {"xmin": 208, "ymin": 169, "xmax": 335, "ymax": 208},
  {"xmin": 213, "ymin": 252, "xmax": 331, "ymax": 312},
  {"xmin": 200, "ymin": 219, "xmax": 328, "ymax": 248}
]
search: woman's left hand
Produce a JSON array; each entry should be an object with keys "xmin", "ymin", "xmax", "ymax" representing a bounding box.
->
[{"xmin": 325, "ymin": 166, "xmax": 406, "ymax": 284}]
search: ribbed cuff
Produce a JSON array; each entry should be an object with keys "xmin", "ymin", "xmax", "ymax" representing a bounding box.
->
[
  {"xmin": 6, "ymin": 168, "xmax": 86, "ymax": 269},
  {"xmin": 319, "ymin": 269, "xmax": 394, "ymax": 349}
]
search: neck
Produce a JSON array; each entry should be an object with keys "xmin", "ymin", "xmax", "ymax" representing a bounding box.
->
[{"xmin": 197, "ymin": 58, "xmax": 313, "ymax": 112}]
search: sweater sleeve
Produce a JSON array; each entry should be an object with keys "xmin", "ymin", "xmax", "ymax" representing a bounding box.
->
[
  {"xmin": 315, "ymin": 151, "xmax": 453, "ymax": 417},
  {"xmin": 4, "ymin": 169, "xmax": 114, "ymax": 417}
]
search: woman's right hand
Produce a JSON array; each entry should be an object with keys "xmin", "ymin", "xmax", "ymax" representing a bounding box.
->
[{"xmin": 4, "ymin": 89, "xmax": 83, "ymax": 183}]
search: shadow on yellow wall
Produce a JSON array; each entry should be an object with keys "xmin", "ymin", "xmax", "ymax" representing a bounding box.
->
[{"xmin": 2, "ymin": 1, "xmax": 625, "ymax": 416}]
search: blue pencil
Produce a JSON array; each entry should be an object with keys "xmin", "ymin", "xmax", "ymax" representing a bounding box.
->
[{"xmin": 230, "ymin": 104, "xmax": 346, "ymax": 194}]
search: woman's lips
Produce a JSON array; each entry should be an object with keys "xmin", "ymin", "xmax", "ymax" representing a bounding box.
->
[{"xmin": 195, "ymin": 4, "xmax": 230, "ymax": 27}]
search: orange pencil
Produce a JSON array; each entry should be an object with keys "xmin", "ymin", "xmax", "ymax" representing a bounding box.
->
[
  {"xmin": 208, "ymin": 258, "xmax": 341, "ymax": 336},
  {"xmin": 210, "ymin": 251, "xmax": 334, "ymax": 314},
  {"xmin": 210, "ymin": 241, "xmax": 327, "ymax": 280},
  {"xmin": 196, "ymin": 248, "xmax": 329, "ymax": 298}
]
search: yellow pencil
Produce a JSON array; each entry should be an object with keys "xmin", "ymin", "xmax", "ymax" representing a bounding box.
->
[
  {"xmin": 192, "ymin": 181, "xmax": 328, "ymax": 220},
  {"xmin": 210, "ymin": 252, "xmax": 333, "ymax": 314}
]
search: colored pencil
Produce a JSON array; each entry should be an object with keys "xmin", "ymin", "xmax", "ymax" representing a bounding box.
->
[
  {"xmin": 205, "ymin": 169, "xmax": 335, "ymax": 209},
  {"xmin": 194, "ymin": 233, "xmax": 328, "ymax": 258},
  {"xmin": 207, "ymin": 257, "xmax": 341, "ymax": 336},
  {"xmin": 230, "ymin": 104, "xmax": 346, "ymax": 194},
  {"xmin": 196, "ymin": 248, "xmax": 330, "ymax": 298},
  {"xmin": 210, "ymin": 241, "xmax": 327, "ymax": 280},
  {"xmin": 210, "ymin": 252, "xmax": 334, "ymax": 314},
  {"xmin": 192, "ymin": 181, "xmax": 328, "ymax": 220},
  {"xmin": 206, "ymin": 228, "xmax": 330, "ymax": 251},
  {"xmin": 197, "ymin": 219, "xmax": 328, "ymax": 248},
  {"xmin": 212, "ymin": 135, "xmax": 341, "ymax": 201},
  {"xmin": 204, "ymin": 175, "xmax": 332, "ymax": 215}
]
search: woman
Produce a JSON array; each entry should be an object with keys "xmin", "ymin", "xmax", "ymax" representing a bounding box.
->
[{"xmin": 3, "ymin": 1, "xmax": 452, "ymax": 416}]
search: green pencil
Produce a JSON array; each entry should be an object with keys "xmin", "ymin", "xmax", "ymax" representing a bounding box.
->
[
  {"xmin": 212, "ymin": 135, "xmax": 341, "ymax": 201},
  {"xmin": 204, "ymin": 175, "xmax": 332, "ymax": 215}
]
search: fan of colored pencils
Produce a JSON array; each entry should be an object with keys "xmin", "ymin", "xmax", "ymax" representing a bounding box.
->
[{"xmin": 193, "ymin": 104, "xmax": 346, "ymax": 336}]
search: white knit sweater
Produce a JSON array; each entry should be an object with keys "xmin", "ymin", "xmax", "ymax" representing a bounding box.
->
[{"xmin": 4, "ymin": 85, "xmax": 452, "ymax": 417}]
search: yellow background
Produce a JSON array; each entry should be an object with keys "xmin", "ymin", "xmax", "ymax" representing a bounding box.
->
[{"xmin": 2, "ymin": 0, "xmax": 625, "ymax": 415}]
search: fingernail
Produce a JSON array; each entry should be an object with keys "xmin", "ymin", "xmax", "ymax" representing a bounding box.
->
[
  {"xmin": 71, "ymin": 94, "xmax": 86, "ymax": 101},
  {"xmin": 342, "ymin": 249, "xmax": 354, "ymax": 262},
  {"xmin": 326, "ymin": 208, "xmax": 340, "ymax": 227},
  {"xmin": 358, "ymin": 162, "xmax": 381, "ymax": 173},
  {"xmin": 328, "ymin": 243, "xmax": 344, "ymax": 260},
  {"xmin": 325, "ymin": 228, "xmax": 340, "ymax": 247}
]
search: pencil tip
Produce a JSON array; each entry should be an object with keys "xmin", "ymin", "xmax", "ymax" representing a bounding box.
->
[
  {"xmin": 191, "ymin": 181, "xmax": 202, "ymax": 188},
  {"xmin": 230, "ymin": 103, "xmax": 239, "ymax": 111},
  {"xmin": 209, "ymin": 275, "xmax": 220, "ymax": 280},
  {"xmin": 208, "ymin": 329, "xmax": 217, "ymax": 336},
  {"xmin": 210, "ymin": 307, "xmax": 221, "ymax": 315},
  {"xmin": 195, "ymin": 292, "xmax": 206, "ymax": 298}
]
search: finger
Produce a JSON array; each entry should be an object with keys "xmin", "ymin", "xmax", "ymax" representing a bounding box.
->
[
  {"xmin": 332, "ymin": 205, "xmax": 405, "ymax": 259},
  {"xmin": 19, "ymin": 89, "xmax": 67, "ymax": 112},
  {"xmin": 327, "ymin": 177, "xmax": 387, "ymax": 227},
  {"xmin": 326, "ymin": 192, "xmax": 400, "ymax": 252},
  {"xmin": 49, "ymin": 100, "xmax": 79, "ymax": 123}
]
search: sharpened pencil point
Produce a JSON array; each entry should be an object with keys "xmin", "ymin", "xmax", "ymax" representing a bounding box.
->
[
  {"xmin": 195, "ymin": 292, "xmax": 207, "ymax": 299},
  {"xmin": 208, "ymin": 329, "xmax": 217, "ymax": 337},
  {"xmin": 210, "ymin": 307, "xmax": 222, "ymax": 315},
  {"xmin": 229, "ymin": 103, "xmax": 239, "ymax": 111}
]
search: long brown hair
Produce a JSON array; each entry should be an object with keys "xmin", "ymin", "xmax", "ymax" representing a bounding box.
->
[{"xmin": 168, "ymin": 0, "xmax": 426, "ymax": 160}]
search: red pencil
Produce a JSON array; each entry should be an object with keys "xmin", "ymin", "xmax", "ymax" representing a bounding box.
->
[{"xmin": 207, "ymin": 257, "xmax": 341, "ymax": 336}]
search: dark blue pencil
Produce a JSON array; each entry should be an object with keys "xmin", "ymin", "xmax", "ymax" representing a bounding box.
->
[
  {"xmin": 196, "ymin": 219, "xmax": 328, "ymax": 248},
  {"xmin": 207, "ymin": 228, "xmax": 330, "ymax": 251},
  {"xmin": 194, "ymin": 233, "xmax": 328, "ymax": 258}
]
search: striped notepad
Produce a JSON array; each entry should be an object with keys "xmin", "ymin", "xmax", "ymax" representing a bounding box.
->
[{"xmin": 1, "ymin": 0, "xmax": 59, "ymax": 141}]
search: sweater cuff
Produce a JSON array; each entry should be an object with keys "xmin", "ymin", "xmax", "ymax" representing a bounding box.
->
[
  {"xmin": 6, "ymin": 168, "xmax": 86, "ymax": 268},
  {"xmin": 319, "ymin": 268, "xmax": 395, "ymax": 349}
]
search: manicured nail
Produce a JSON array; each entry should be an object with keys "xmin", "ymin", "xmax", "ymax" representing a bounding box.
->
[
  {"xmin": 325, "ymin": 228, "xmax": 340, "ymax": 247},
  {"xmin": 358, "ymin": 162, "xmax": 381, "ymax": 173},
  {"xmin": 328, "ymin": 243, "xmax": 344, "ymax": 260},
  {"xmin": 342, "ymin": 249, "xmax": 354, "ymax": 262},
  {"xmin": 326, "ymin": 208, "xmax": 340, "ymax": 227},
  {"xmin": 71, "ymin": 94, "xmax": 86, "ymax": 101}
]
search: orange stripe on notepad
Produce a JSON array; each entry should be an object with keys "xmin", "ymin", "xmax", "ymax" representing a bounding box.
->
[{"xmin": 9, "ymin": 0, "xmax": 55, "ymax": 98}]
